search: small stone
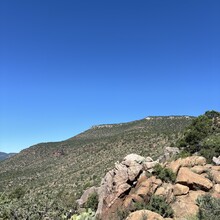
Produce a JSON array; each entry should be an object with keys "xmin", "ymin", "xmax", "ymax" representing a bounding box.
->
[
  {"xmin": 173, "ymin": 183, "xmax": 189, "ymax": 196},
  {"xmin": 214, "ymin": 184, "xmax": 220, "ymax": 193}
]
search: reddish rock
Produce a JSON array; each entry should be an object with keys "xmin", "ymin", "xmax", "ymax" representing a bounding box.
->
[
  {"xmin": 168, "ymin": 156, "xmax": 206, "ymax": 174},
  {"xmin": 176, "ymin": 167, "xmax": 213, "ymax": 191},
  {"xmin": 155, "ymin": 183, "xmax": 174, "ymax": 203},
  {"xmin": 171, "ymin": 190, "xmax": 205, "ymax": 219}
]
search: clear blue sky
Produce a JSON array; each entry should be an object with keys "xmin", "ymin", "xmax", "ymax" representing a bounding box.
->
[{"xmin": 0, "ymin": 0, "xmax": 220, "ymax": 153}]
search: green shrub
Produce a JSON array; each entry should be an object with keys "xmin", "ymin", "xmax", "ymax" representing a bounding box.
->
[
  {"xmin": 174, "ymin": 150, "xmax": 191, "ymax": 160},
  {"xmin": 116, "ymin": 208, "xmax": 130, "ymax": 220},
  {"xmin": 9, "ymin": 187, "xmax": 25, "ymax": 200},
  {"xmin": 147, "ymin": 195, "xmax": 173, "ymax": 218},
  {"xmin": 70, "ymin": 208, "xmax": 96, "ymax": 220},
  {"xmin": 85, "ymin": 192, "xmax": 99, "ymax": 211},
  {"xmin": 134, "ymin": 195, "xmax": 174, "ymax": 218},
  {"xmin": 177, "ymin": 110, "xmax": 220, "ymax": 163},
  {"xmin": 134, "ymin": 201, "xmax": 146, "ymax": 211},
  {"xmin": 153, "ymin": 164, "xmax": 176, "ymax": 183},
  {"xmin": 205, "ymin": 110, "xmax": 220, "ymax": 119},
  {"xmin": 196, "ymin": 194, "xmax": 220, "ymax": 220},
  {"xmin": 200, "ymin": 134, "xmax": 220, "ymax": 163}
]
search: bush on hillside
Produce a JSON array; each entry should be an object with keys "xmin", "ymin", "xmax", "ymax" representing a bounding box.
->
[
  {"xmin": 177, "ymin": 110, "xmax": 220, "ymax": 163},
  {"xmin": 134, "ymin": 195, "xmax": 174, "ymax": 218},
  {"xmin": 9, "ymin": 187, "xmax": 25, "ymax": 200},
  {"xmin": 84, "ymin": 192, "xmax": 99, "ymax": 212},
  {"xmin": 153, "ymin": 164, "xmax": 176, "ymax": 183},
  {"xmin": 146, "ymin": 195, "xmax": 174, "ymax": 218},
  {"xmin": 116, "ymin": 208, "xmax": 130, "ymax": 220},
  {"xmin": 200, "ymin": 134, "xmax": 220, "ymax": 162},
  {"xmin": 196, "ymin": 194, "xmax": 220, "ymax": 220},
  {"xmin": 69, "ymin": 208, "xmax": 96, "ymax": 220}
]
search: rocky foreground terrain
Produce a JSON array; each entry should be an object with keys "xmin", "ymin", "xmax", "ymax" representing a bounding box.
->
[
  {"xmin": 0, "ymin": 116, "xmax": 193, "ymax": 219},
  {"xmin": 77, "ymin": 153, "xmax": 220, "ymax": 220},
  {"xmin": 0, "ymin": 111, "xmax": 219, "ymax": 219}
]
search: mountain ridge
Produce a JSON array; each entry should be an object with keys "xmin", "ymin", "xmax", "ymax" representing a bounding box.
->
[
  {"xmin": 0, "ymin": 114, "xmax": 195, "ymax": 219},
  {"xmin": 0, "ymin": 152, "xmax": 16, "ymax": 161}
]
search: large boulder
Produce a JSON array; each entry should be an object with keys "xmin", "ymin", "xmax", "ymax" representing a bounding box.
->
[
  {"xmin": 126, "ymin": 210, "xmax": 165, "ymax": 220},
  {"xmin": 191, "ymin": 166, "xmax": 208, "ymax": 174},
  {"xmin": 134, "ymin": 176, "xmax": 162, "ymax": 199},
  {"xmin": 171, "ymin": 190, "xmax": 205, "ymax": 219},
  {"xmin": 122, "ymin": 159, "xmax": 143, "ymax": 181},
  {"xmin": 123, "ymin": 175, "xmax": 162, "ymax": 211},
  {"xmin": 96, "ymin": 166, "xmax": 130, "ymax": 219},
  {"xmin": 176, "ymin": 167, "xmax": 213, "ymax": 191},
  {"xmin": 154, "ymin": 183, "xmax": 174, "ymax": 203},
  {"xmin": 96, "ymin": 154, "xmax": 156, "ymax": 219},
  {"xmin": 168, "ymin": 156, "xmax": 206, "ymax": 174},
  {"xmin": 124, "ymin": 154, "xmax": 146, "ymax": 163}
]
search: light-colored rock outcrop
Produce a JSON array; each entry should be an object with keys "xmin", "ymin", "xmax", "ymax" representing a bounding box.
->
[
  {"xmin": 176, "ymin": 167, "xmax": 213, "ymax": 190},
  {"xmin": 126, "ymin": 210, "xmax": 164, "ymax": 220},
  {"xmin": 93, "ymin": 154, "xmax": 219, "ymax": 220},
  {"xmin": 96, "ymin": 154, "xmax": 158, "ymax": 219},
  {"xmin": 122, "ymin": 159, "xmax": 143, "ymax": 181},
  {"xmin": 124, "ymin": 154, "xmax": 146, "ymax": 163},
  {"xmin": 143, "ymin": 161, "xmax": 159, "ymax": 170}
]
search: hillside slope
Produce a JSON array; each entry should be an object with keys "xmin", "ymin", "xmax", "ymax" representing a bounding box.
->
[{"xmin": 0, "ymin": 116, "xmax": 193, "ymax": 219}]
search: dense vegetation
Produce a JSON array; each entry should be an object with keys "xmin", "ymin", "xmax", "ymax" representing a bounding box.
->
[
  {"xmin": 178, "ymin": 110, "xmax": 220, "ymax": 162},
  {"xmin": 153, "ymin": 164, "xmax": 176, "ymax": 183},
  {"xmin": 0, "ymin": 116, "xmax": 193, "ymax": 219},
  {"xmin": 134, "ymin": 195, "xmax": 174, "ymax": 218},
  {"xmin": 197, "ymin": 194, "xmax": 220, "ymax": 220}
]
